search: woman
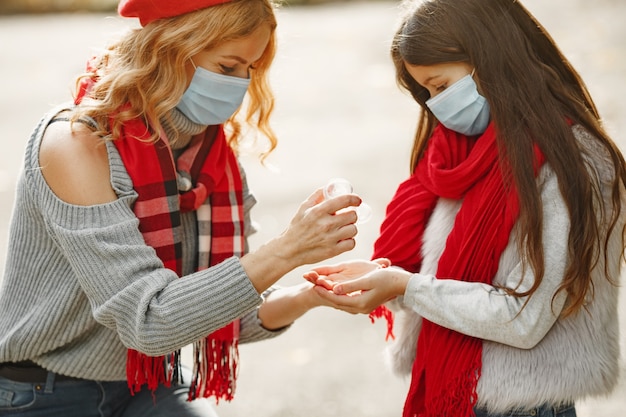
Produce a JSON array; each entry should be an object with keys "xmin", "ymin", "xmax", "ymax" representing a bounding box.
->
[
  {"xmin": 305, "ymin": 0, "xmax": 626, "ymax": 416},
  {"xmin": 0, "ymin": 0, "xmax": 362, "ymax": 415}
]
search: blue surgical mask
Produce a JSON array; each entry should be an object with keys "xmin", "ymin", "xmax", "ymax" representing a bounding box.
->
[
  {"xmin": 176, "ymin": 63, "xmax": 250, "ymax": 126},
  {"xmin": 425, "ymin": 73, "xmax": 490, "ymax": 136}
]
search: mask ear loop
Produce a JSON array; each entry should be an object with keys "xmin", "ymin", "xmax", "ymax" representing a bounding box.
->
[
  {"xmin": 190, "ymin": 58, "xmax": 198, "ymax": 70},
  {"xmin": 470, "ymin": 68, "xmax": 476, "ymax": 77}
]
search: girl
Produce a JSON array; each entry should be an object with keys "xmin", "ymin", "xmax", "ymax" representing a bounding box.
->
[{"xmin": 305, "ymin": 0, "xmax": 626, "ymax": 416}]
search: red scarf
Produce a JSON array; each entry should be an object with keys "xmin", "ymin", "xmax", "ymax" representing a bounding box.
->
[
  {"xmin": 115, "ymin": 122, "xmax": 244, "ymax": 402},
  {"xmin": 371, "ymin": 123, "xmax": 543, "ymax": 417},
  {"xmin": 75, "ymin": 66, "xmax": 244, "ymax": 402}
]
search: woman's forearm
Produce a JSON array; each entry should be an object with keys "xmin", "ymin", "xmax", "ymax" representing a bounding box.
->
[{"xmin": 256, "ymin": 282, "xmax": 320, "ymax": 330}]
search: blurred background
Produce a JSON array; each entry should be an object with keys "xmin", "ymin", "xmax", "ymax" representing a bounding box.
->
[{"xmin": 1, "ymin": 0, "xmax": 625, "ymax": 416}]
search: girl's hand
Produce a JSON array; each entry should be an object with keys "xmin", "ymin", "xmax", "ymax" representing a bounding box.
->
[
  {"xmin": 303, "ymin": 258, "xmax": 391, "ymax": 290},
  {"xmin": 307, "ymin": 266, "xmax": 411, "ymax": 315}
]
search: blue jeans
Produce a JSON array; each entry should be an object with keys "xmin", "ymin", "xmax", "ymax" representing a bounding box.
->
[
  {"xmin": 474, "ymin": 402, "xmax": 576, "ymax": 417},
  {"xmin": 0, "ymin": 368, "xmax": 218, "ymax": 417}
]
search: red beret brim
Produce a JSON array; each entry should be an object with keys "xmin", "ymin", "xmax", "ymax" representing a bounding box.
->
[{"xmin": 118, "ymin": 0, "xmax": 233, "ymax": 26}]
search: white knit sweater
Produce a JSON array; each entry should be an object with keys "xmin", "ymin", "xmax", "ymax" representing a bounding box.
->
[{"xmin": 0, "ymin": 105, "xmax": 284, "ymax": 381}]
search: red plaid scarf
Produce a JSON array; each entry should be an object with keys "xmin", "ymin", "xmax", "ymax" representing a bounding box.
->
[
  {"xmin": 371, "ymin": 124, "xmax": 544, "ymax": 417},
  {"xmin": 74, "ymin": 61, "xmax": 245, "ymax": 401},
  {"xmin": 114, "ymin": 119, "xmax": 245, "ymax": 402}
]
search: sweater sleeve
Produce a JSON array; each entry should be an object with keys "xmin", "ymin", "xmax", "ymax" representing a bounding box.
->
[
  {"xmin": 34, "ymin": 141, "xmax": 262, "ymax": 357},
  {"xmin": 402, "ymin": 164, "xmax": 569, "ymax": 349}
]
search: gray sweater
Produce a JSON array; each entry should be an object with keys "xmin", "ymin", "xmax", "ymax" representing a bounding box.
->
[
  {"xmin": 386, "ymin": 126, "xmax": 623, "ymax": 412},
  {"xmin": 0, "ymin": 105, "xmax": 283, "ymax": 381}
]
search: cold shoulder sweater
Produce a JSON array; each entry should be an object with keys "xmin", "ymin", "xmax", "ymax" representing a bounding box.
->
[
  {"xmin": 386, "ymin": 125, "xmax": 624, "ymax": 412},
  {"xmin": 0, "ymin": 105, "xmax": 283, "ymax": 381}
]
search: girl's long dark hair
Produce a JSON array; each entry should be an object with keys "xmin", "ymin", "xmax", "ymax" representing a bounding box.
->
[{"xmin": 391, "ymin": 0, "xmax": 626, "ymax": 316}]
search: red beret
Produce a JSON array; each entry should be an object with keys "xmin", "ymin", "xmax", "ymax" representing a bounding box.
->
[{"xmin": 118, "ymin": 0, "xmax": 233, "ymax": 26}]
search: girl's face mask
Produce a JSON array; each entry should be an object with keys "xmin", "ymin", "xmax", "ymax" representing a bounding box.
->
[
  {"xmin": 426, "ymin": 73, "xmax": 491, "ymax": 136},
  {"xmin": 176, "ymin": 62, "xmax": 250, "ymax": 126}
]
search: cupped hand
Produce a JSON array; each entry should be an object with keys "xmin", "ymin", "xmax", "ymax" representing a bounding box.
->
[
  {"xmin": 303, "ymin": 258, "xmax": 391, "ymax": 290},
  {"xmin": 307, "ymin": 266, "xmax": 411, "ymax": 315}
]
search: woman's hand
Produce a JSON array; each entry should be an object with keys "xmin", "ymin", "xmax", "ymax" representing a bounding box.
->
[
  {"xmin": 256, "ymin": 278, "xmax": 379, "ymax": 330},
  {"xmin": 277, "ymin": 188, "xmax": 363, "ymax": 266},
  {"xmin": 241, "ymin": 188, "xmax": 363, "ymax": 293},
  {"xmin": 305, "ymin": 263, "xmax": 411, "ymax": 315}
]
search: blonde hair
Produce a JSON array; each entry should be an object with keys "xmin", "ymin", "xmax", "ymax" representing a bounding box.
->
[{"xmin": 73, "ymin": 0, "xmax": 278, "ymax": 159}]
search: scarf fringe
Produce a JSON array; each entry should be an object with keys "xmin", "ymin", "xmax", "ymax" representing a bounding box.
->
[
  {"xmin": 369, "ymin": 305, "xmax": 395, "ymax": 341},
  {"xmin": 126, "ymin": 349, "xmax": 182, "ymax": 395},
  {"xmin": 126, "ymin": 340, "xmax": 239, "ymax": 403},
  {"xmin": 427, "ymin": 355, "xmax": 481, "ymax": 417},
  {"xmin": 188, "ymin": 337, "xmax": 239, "ymax": 403}
]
